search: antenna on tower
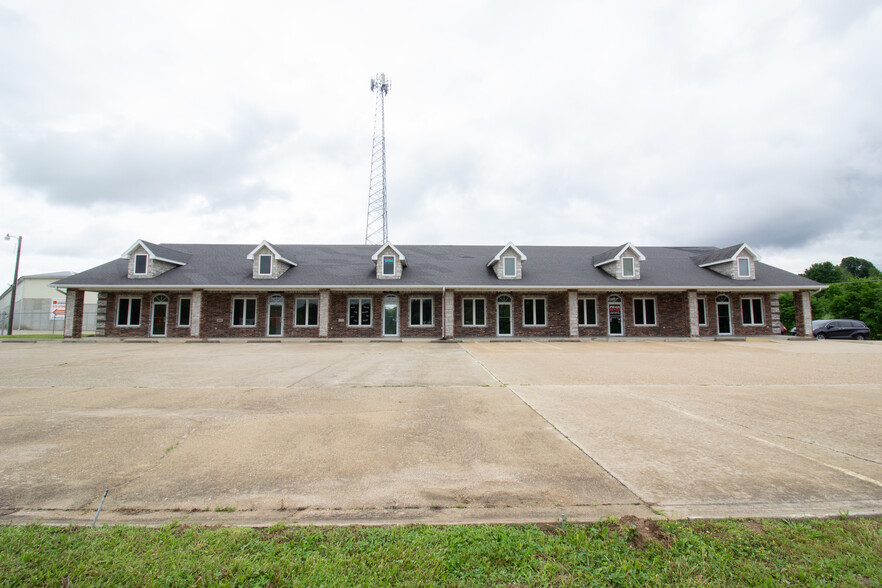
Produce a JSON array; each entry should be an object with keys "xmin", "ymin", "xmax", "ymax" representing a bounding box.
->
[{"xmin": 365, "ymin": 73, "xmax": 391, "ymax": 245}]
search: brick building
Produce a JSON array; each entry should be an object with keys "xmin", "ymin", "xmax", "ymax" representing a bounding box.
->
[{"xmin": 53, "ymin": 240, "xmax": 822, "ymax": 339}]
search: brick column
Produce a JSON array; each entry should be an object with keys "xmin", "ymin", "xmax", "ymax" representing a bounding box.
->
[
  {"xmin": 318, "ymin": 290, "xmax": 330, "ymax": 337},
  {"xmin": 443, "ymin": 290, "xmax": 455, "ymax": 339},
  {"xmin": 568, "ymin": 290, "xmax": 579, "ymax": 338},
  {"xmin": 687, "ymin": 291, "xmax": 699, "ymax": 337},
  {"xmin": 63, "ymin": 289, "xmax": 85, "ymax": 338},
  {"xmin": 793, "ymin": 290, "xmax": 813, "ymax": 336},
  {"xmin": 770, "ymin": 294, "xmax": 781, "ymax": 334},
  {"xmin": 190, "ymin": 290, "xmax": 202, "ymax": 337},
  {"xmin": 95, "ymin": 292, "xmax": 107, "ymax": 336}
]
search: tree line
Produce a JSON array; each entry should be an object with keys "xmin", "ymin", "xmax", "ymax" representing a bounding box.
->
[{"xmin": 779, "ymin": 256, "xmax": 881, "ymax": 339}]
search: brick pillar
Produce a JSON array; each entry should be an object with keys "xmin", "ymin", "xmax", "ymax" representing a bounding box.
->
[
  {"xmin": 190, "ymin": 290, "xmax": 202, "ymax": 337},
  {"xmin": 95, "ymin": 292, "xmax": 107, "ymax": 336},
  {"xmin": 770, "ymin": 294, "xmax": 781, "ymax": 334},
  {"xmin": 318, "ymin": 290, "xmax": 330, "ymax": 337},
  {"xmin": 568, "ymin": 290, "xmax": 579, "ymax": 338},
  {"xmin": 687, "ymin": 290, "xmax": 699, "ymax": 337},
  {"xmin": 443, "ymin": 290, "xmax": 455, "ymax": 339},
  {"xmin": 63, "ymin": 289, "xmax": 85, "ymax": 338},
  {"xmin": 793, "ymin": 290, "xmax": 813, "ymax": 336}
]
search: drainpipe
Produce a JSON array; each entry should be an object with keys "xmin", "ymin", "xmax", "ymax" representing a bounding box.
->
[{"xmin": 441, "ymin": 287, "xmax": 446, "ymax": 340}]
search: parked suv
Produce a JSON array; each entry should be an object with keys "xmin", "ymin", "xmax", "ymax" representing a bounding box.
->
[{"xmin": 811, "ymin": 319, "xmax": 871, "ymax": 340}]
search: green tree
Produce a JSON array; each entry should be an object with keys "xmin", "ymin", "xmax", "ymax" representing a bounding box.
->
[
  {"xmin": 802, "ymin": 261, "xmax": 843, "ymax": 284},
  {"xmin": 810, "ymin": 281, "xmax": 882, "ymax": 340},
  {"xmin": 840, "ymin": 256, "xmax": 880, "ymax": 279},
  {"xmin": 778, "ymin": 292, "xmax": 794, "ymax": 330}
]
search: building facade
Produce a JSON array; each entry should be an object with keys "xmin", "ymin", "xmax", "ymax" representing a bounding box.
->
[
  {"xmin": 54, "ymin": 240, "xmax": 822, "ymax": 339},
  {"xmin": 1, "ymin": 272, "xmax": 98, "ymax": 332}
]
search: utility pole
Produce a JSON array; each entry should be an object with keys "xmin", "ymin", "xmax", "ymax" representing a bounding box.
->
[
  {"xmin": 365, "ymin": 73, "xmax": 391, "ymax": 245},
  {"xmin": 4, "ymin": 233, "xmax": 22, "ymax": 336}
]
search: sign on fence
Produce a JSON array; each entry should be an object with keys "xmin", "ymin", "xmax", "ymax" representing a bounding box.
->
[{"xmin": 50, "ymin": 299, "xmax": 66, "ymax": 321}]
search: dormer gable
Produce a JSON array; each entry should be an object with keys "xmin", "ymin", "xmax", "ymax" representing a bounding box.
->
[
  {"xmin": 488, "ymin": 242, "xmax": 527, "ymax": 279},
  {"xmin": 371, "ymin": 243, "xmax": 407, "ymax": 279},
  {"xmin": 122, "ymin": 239, "xmax": 189, "ymax": 279},
  {"xmin": 246, "ymin": 241, "xmax": 297, "ymax": 279},
  {"xmin": 592, "ymin": 243, "xmax": 645, "ymax": 280},
  {"xmin": 692, "ymin": 243, "xmax": 759, "ymax": 280}
]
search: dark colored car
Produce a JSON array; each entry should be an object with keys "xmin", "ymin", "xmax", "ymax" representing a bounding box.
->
[{"xmin": 811, "ymin": 319, "xmax": 871, "ymax": 340}]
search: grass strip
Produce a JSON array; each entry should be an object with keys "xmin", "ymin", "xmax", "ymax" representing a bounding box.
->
[{"xmin": 1, "ymin": 517, "xmax": 880, "ymax": 586}]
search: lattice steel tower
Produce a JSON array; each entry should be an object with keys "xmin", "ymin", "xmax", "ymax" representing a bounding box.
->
[{"xmin": 365, "ymin": 73, "xmax": 391, "ymax": 245}]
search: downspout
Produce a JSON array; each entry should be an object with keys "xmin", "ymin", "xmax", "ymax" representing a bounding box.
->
[{"xmin": 441, "ymin": 287, "xmax": 446, "ymax": 340}]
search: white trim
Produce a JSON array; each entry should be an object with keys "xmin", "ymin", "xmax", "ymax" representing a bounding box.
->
[
  {"xmin": 502, "ymin": 256, "xmax": 517, "ymax": 278},
  {"xmin": 737, "ymin": 257, "xmax": 751, "ymax": 278},
  {"xmin": 121, "ymin": 240, "xmax": 188, "ymax": 266},
  {"xmin": 370, "ymin": 243, "xmax": 407, "ymax": 265},
  {"xmin": 294, "ymin": 296, "xmax": 319, "ymax": 327},
  {"xmin": 633, "ymin": 297, "xmax": 657, "ymax": 326},
  {"xmin": 698, "ymin": 243, "xmax": 761, "ymax": 267},
  {"xmin": 488, "ymin": 242, "xmax": 527, "ymax": 266},
  {"xmin": 231, "ymin": 296, "xmax": 257, "ymax": 327},
  {"xmin": 133, "ymin": 254, "xmax": 148, "ymax": 275},
  {"xmin": 177, "ymin": 296, "xmax": 192, "ymax": 327},
  {"xmin": 258, "ymin": 254, "xmax": 273, "ymax": 276},
  {"xmin": 347, "ymin": 297, "xmax": 372, "ymax": 327},
  {"xmin": 740, "ymin": 296, "xmax": 764, "ymax": 325},
  {"xmin": 382, "ymin": 255, "xmax": 396, "ymax": 276},
  {"xmin": 408, "ymin": 296, "xmax": 433, "ymax": 327},
  {"xmin": 622, "ymin": 256, "xmax": 635, "ymax": 278},
  {"xmin": 577, "ymin": 297, "xmax": 598, "ymax": 326},
  {"xmin": 593, "ymin": 242, "xmax": 646, "ymax": 267},
  {"xmin": 150, "ymin": 294, "xmax": 169, "ymax": 337},
  {"xmin": 246, "ymin": 241, "xmax": 297, "ymax": 266},
  {"xmin": 522, "ymin": 296, "xmax": 547, "ymax": 326},
  {"xmin": 462, "ymin": 297, "xmax": 486, "ymax": 327},
  {"xmin": 716, "ymin": 295, "xmax": 732, "ymax": 335},
  {"xmin": 382, "ymin": 295, "xmax": 399, "ymax": 336},
  {"xmin": 116, "ymin": 295, "xmax": 142, "ymax": 327},
  {"xmin": 496, "ymin": 295, "xmax": 513, "ymax": 336},
  {"xmin": 266, "ymin": 294, "xmax": 284, "ymax": 336},
  {"xmin": 607, "ymin": 295, "xmax": 624, "ymax": 336}
]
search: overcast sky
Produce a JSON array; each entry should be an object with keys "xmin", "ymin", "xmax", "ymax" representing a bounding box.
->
[{"xmin": 1, "ymin": 0, "xmax": 880, "ymax": 285}]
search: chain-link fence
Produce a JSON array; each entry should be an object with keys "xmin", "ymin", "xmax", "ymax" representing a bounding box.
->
[{"xmin": 1, "ymin": 309, "xmax": 97, "ymax": 334}]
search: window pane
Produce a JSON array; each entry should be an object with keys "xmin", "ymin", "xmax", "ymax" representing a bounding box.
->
[
  {"xmin": 383, "ymin": 256, "xmax": 395, "ymax": 275},
  {"xmin": 233, "ymin": 299, "xmax": 243, "ymax": 325},
  {"xmin": 646, "ymin": 299, "xmax": 655, "ymax": 324},
  {"xmin": 245, "ymin": 299, "xmax": 256, "ymax": 326},
  {"xmin": 475, "ymin": 300, "xmax": 485, "ymax": 325},
  {"xmin": 349, "ymin": 300, "xmax": 358, "ymax": 325},
  {"xmin": 422, "ymin": 299, "xmax": 432, "ymax": 325},
  {"xmin": 503, "ymin": 257, "xmax": 515, "ymax": 276},
  {"xmin": 739, "ymin": 258, "xmax": 750, "ymax": 276},
  {"xmin": 361, "ymin": 299, "xmax": 371, "ymax": 325},
  {"xmin": 463, "ymin": 299, "xmax": 473, "ymax": 325},
  {"xmin": 134, "ymin": 255, "xmax": 147, "ymax": 274},
  {"xmin": 535, "ymin": 299, "xmax": 545, "ymax": 325},
  {"xmin": 259, "ymin": 255, "xmax": 272, "ymax": 274},
  {"xmin": 578, "ymin": 300, "xmax": 585, "ymax": 325},
  {"xmin": 410, "ymin": 299, "xmax": 420, "ymax": 325},
  {"xmin": 524, "ymin": 298, "xmax": 534, "ymax": 325},
  {"xmin": 296, "ymin": 299, "xmax": 307, "ymax": 325},
  {"xmin": 635, "ymin": 300, "xmax": 645, "ymax": 325},
  {"xmin": 307, "ymin": 299, "xmax": 318, "ymax": 326},
  {"xmin": 623, "ymin": 257, "xmax": 634, "ymax": 277},
  {"xmin": 179, "ymin": 298, "xmax": 191, "ymax": 326},
  {"xmin": 698, "ymin": 299, "xmax": 706, "ymax": 325},
  {"xmin": 752, "ymin": 299, "xmax": 763, "ymax": 324},
  {"xmin": 117, "ymin": 298, "xmax": 129, "ymax": 325},
  {"xmin": 586, "ymin": 299, "xmax": 596, "ymax": 324},
  {"xmin": 741, "ymin": 299, "xmax": 751, "ymax": 323},
  {"xmin": 129, "ymin": 298, "xmax": 141, "ymax": 325}
]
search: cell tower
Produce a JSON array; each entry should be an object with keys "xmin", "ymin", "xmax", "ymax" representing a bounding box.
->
[{"xmin": 365, "ymin": 73, "xmax": 391, "ymax": 245}]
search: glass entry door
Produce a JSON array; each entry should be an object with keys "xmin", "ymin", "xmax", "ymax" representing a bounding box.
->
[
  {"xmin": 383, "ymin": 296, "xmax": 398, "ymax": 336},
  {"xmin": 497, "ymin": 295, "xmax": 512, "ymax": 336},
  {"xmin": 608, "ymin": 296, "xmax": 623, "ymax": 336},
  {"xmin": 151, "ymin": 295, "xmax": 168, "ymax": 337},
  {"xmin": 267, "ymin": 295, "xmax": 284, "ymax": 336},
  {"xmin": 716, "ymin": 295, "xmax": 732, "ymax": 335}
]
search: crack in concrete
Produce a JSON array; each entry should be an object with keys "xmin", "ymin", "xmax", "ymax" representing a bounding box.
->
[{"xmin": 457, "ymin": 342, "xmax": 649, "ymax": 506}]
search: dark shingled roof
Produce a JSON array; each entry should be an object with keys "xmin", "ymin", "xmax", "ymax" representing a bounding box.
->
[
  {"xmin": 53, "ymin": 243, "xmax": 822, "ymax": 291},
  {"xmin": 139, "ymin": 240, "xmax": 191, "ymax": 265},
  {"xmin": 691, "ymin": 243, "xmax": 747, "ymax": 266}
]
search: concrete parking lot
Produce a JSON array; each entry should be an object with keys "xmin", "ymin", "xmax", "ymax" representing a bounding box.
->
[{"xmin": 0, "ymin": 338, "xmax": 880, "ymax": 525}]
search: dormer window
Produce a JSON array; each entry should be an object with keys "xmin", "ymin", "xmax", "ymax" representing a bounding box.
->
[
  {"xmin": 503, "ymin": 256, "xmax": 516, "ymax": 277},
  {"xmin": 622, "ymin": 257, "xmax": 635, "ymax": 278},
  {"xmin": 383, "ymin": 255, "xmax": 395, "ymax": 276},
  {"xmin": 258, "ymin": 254, "xmax": 272, "ymax": 276},
  {"xmin": 134, "ymin": 254, "xmax": 148, "ymax": 275},
  {"xmin": 738, "ymin": 257, "xmax": 750, "ymax": 277},
  {"xmin": 592, "ymin": 243, "xmax": 644, "ymax": 280}
]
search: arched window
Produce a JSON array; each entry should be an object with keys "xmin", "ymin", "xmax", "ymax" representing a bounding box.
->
[
  {"xmin": 497, "ymin": 295, "xmax": 512, "ymax": 303},
  {"xmin": 153, "ymin": 294, "xmax": 169, "ymax": 304}
]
